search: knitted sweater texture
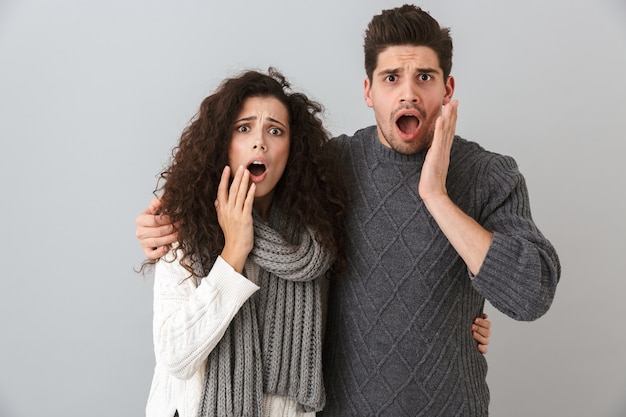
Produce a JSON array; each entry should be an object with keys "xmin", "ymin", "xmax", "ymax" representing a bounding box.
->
[{"xmin": 320, "ymin": 126, "xmax": 561, "ymax": 417}]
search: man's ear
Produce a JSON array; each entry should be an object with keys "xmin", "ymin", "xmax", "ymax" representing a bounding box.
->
[
  {"xmin": 364, "ymin": 77, "xmax": 374, "ymax": 108},
  {"xmin": 442, "ymin": 75, "xmax": 455, "ymax": 105}
]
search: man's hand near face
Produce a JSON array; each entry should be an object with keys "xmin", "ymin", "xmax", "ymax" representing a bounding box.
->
[{"xmin": 419, "ymin": 100, "xmax": 494, "ymax": 276}]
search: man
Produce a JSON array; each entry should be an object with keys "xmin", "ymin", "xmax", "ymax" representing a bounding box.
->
[{"xmin": 136, "ymin": 5, "xmax": 560, "ymax": 416}]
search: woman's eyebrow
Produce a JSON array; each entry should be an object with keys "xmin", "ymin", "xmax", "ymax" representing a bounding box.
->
[{"xmin": 234, "ymin": 115, "xmax": 288, "ymax": 129}]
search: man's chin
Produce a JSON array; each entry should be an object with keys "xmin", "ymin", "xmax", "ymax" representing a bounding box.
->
[
  {"xmin": 390, "ymin": 137, "xmax": 430, "ymax": 155},
  {"xmin": 379, "ymin": 128, "xmax": 432, "ymax": 155}
]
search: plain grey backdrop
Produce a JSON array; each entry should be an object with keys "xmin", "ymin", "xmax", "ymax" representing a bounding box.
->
[{"xmin": 1, "ymin": 0, "xmax": 625, "ymax": 416}]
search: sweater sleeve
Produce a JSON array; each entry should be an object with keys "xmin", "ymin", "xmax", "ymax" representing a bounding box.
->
[
  {"xmin": 152, "ymin": 252, "xmax": 259, "ymax": 380},
  {"xmin": 471, "ymin": 155, "xmax": 561, "ymax": 321}
]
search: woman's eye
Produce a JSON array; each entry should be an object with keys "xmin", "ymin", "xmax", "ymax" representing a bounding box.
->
[
  {"xmin": 269, "ymin": 127, "xmax": 282, "ymax": 135},
  {"xmin": 237, "ymin": 125, "xmax": 249, "ymax": 133}
]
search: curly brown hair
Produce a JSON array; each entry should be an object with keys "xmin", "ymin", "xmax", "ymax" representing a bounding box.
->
[
  {"xmin": 364, "ymin": 4, "xmax": 453, "ymax": 82},
  {"xmin": 148, "ymin": 68, "xmax": 346, "ymax": 277}
]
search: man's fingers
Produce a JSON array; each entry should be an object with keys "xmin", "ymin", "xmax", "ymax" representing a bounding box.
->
[
  {"xmin": 474, "ymin": 317, "xmax": 491, "ymax": 327},
  {"xmin": 136, "ymin": 220, "xmax": 176, "ymax": 239},
  {"xmin": 136, "ymin": 197, "xmax": 174, "ymax": 261},
  {"xmin": 473, "ymin": 330, "xmax": 490, "ymax": 345},
  {"xmin": 474, "ymin": 316, "xmax": 492, "ymax": 330},
  {"xmin": 136, "ymin": 212, "xmax": 173, "ymax": 229},
  {"xmin": 473, "ymin": 312, "xmax": 490, "ymax": 354},
  {"xmin": 146, "ymin": 197, "xmax": 163, "ymax": 214},
  {"xmin": 140, "ymin": 230, "xmax": 178, "ymax": 249},
  {"xmin": 472, "ymin": 317, "xmax": 492, "ymax": 339},
  {"xmin": 144, "ymin": 244, "xmax": 170, "ymax": 260},
  {"xmin": 438, "ymin": 99, "xmax": 458, "ymax": 146}
]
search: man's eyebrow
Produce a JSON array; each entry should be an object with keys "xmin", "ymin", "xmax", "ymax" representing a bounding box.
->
[
  {"xmin": 377, "ymin": 67, "xmax": 401, "ymax": 77},
  {"xmin": 376, "ymin": 66, "xmax": 441, "ymax": 76},
  {"xmin": 234, "ymin": 115, "xmax": 288, "ymax": 129},
  {"xmin": 416, "ymin": 67, "xmax": 440, "ymax": 74}
]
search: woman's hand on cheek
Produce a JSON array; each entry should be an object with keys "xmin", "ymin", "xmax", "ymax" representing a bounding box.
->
[{"xmin": 215, "ymin": 165, "xmax": 256, "ymax": 273}]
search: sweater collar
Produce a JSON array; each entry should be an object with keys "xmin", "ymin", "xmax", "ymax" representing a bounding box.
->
[{"xmin": 364, "ymin": 125, "xmax": 428, "ymax": 165}]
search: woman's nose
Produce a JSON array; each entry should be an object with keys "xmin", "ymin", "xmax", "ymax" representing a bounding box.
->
[{"xmin": 252, "ymin": 138, "xmax": 267, "ymax": 151}]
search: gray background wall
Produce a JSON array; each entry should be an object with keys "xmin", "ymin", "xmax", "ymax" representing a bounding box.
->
[{"xmin": 1, "ymin": 0, "xmax": 625, "ymax": 416}]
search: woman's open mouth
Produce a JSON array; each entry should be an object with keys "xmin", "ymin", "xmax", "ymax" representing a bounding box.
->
[{"xmin": 247, "ymin": 161, "xmax": 267, "ymax": 182}]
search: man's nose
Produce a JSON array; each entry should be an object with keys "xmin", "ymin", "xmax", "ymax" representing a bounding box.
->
[{"xmin": 400, "ymin": 79, "xmax": 419, "ymax": 104}]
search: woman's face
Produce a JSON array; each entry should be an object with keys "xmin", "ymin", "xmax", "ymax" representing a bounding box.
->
[{"xmin": 228, "ymin": 96, "xmax": 290, "ymax": 212}]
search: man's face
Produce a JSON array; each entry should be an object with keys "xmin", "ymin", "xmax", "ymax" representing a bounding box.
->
[{"xmin": 364, "ymin": 45, "xmax": 455, "ymax": 155}]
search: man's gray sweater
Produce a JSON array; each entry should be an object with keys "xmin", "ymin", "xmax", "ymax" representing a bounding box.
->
[{"xmin": 320, "ymin": 126, "xmax": 560, "ymax": 416}]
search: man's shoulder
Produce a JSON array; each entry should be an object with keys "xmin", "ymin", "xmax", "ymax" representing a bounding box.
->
[
  {"xmin": 453, "ymin": 136, "xmax": 517, "ymax": 164},
  {"xmin": 452, "ymin": 136, "xmax": 521, "ymax": 182},
  {"xmin": 452, "ymin": 135, "xmax": 486, "ymax": 153},
  {"xmin": 332, "ymin": 126, "xmax": 377, "ymax": 148}
]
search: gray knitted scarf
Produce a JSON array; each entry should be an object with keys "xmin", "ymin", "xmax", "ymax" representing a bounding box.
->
[{"xmin": 197, "ymin": 207, "xmax": 333, "ymax": 417}]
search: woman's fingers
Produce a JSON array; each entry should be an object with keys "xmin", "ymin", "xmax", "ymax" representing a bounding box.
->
[
  {"xmin": 233, "ymin": 167, "xmax": 251, "ymax": 209},
  {"xmin": 215, "ymin": 165, "xmax": 255, "ymax": 273},
  {"xmin": 217, "ymin": 166, "xmax": 232, "ymax": 205},
  {"xmin": 216, "ymin": 165, "xmax": 255, "ymax": 213}
]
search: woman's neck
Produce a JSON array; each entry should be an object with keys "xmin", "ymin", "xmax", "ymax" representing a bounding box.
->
[{"xmin": 253, "ymin": 194, "xmax": 273, "ymax": 222}]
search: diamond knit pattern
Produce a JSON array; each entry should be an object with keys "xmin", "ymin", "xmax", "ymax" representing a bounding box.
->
[{"xmin": 320, "ymin": 126, "xmax": 560, "ymax": 417}]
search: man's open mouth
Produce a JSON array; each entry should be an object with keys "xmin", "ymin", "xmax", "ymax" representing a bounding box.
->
[{"xmin": 396, "ymin": 114, "xmax": 420, "ymax": 135}]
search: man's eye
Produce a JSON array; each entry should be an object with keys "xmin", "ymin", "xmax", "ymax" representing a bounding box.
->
[
  {"xmin": 419, "ymin": 74, "xmax": 432, "ymax": 81},
  {"xmin": 269, "ymin": 127, "xmax": 282, "ymax": 135},
  {"xmin": 386, "ymin": 75, "xmax": 397, "ymax": 82}
]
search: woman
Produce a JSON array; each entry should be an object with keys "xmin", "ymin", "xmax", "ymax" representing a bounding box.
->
[
  {"xmin": 142, "ymin": 68, "xmax": 491, "ymax": 417},
  {"xmin": 145, "ymin": 68, "xmax": 346, "ymax": 417}
]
